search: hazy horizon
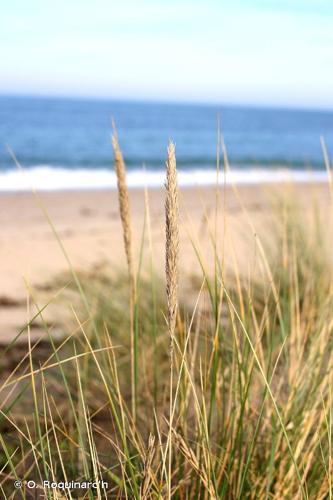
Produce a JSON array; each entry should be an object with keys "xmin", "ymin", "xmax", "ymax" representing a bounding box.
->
[{"xmin": 2, "ymin": 91, "xmax": 333, "ymax": 113}]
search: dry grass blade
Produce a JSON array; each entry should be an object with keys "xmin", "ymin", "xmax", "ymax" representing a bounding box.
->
[
  {"xmin": 140, "ymin": 434, "xmax": 156, "ymax": 499},
  {"xmin": 173, "ymin": 430, "xmax": 217, "ymax": 499}
]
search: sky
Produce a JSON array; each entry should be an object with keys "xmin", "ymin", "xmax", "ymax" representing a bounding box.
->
[{"xmin": 1, "ymin": 0, "xmax": 333, "ymax": 108}]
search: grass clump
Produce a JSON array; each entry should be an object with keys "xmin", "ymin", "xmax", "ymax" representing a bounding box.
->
[{"xmin": 0, "ymin": 141, "xmax": 332, "ymax": 499}]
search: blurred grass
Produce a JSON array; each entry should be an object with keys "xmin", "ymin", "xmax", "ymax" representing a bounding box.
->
[{"xmin": 0, "ymin": 181, "xmax": 332, "ymax": 498}]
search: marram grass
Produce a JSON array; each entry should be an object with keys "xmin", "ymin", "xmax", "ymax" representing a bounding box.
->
[
  {"xmin": 112, "ymin": 123, "xmax": 138, "ymax": 424},
  {"xmin": 165, "ymin": 141, "xmax": 179, "ymax": 500},
  {"xmin": 0, "ymin": 139, "xmax": 332, "ymax": 499}
]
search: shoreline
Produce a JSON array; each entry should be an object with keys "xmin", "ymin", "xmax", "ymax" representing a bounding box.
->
[{"xmin": 0, "ymin": 166, "xmax": 329, "ymax": 192}]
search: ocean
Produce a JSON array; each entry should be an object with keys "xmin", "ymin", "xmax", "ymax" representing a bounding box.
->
[{"xmin": 0, "ymin": 95, "xmax": 332, "ymax": 191}]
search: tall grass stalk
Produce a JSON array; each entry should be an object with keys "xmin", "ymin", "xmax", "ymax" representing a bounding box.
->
[
  {"xmin": 111, "ymin": 124, "xmax": 138, "ymax": 423},
  {"xmin": 165, "ymin": 141, "xmax": 179, "ymax": 499}
]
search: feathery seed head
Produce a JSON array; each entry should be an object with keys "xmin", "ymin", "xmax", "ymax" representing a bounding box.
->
[
  {"xmin": 111, "ymin": 128, "xmax": 133, "ymax": 276},
  {"xmin": 165, "ymin": 141, "xmax": 179, "ymax": 338}
]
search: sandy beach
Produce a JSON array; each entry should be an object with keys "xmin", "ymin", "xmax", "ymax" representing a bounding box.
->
[{"xmin": 0, "ymin": 181, "xmax": 330, "ymax": 343}]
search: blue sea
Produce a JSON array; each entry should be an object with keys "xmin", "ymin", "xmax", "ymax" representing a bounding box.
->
[{"xmin": 0, "ymin": 95, "xmax": 332, "ymax": 190}]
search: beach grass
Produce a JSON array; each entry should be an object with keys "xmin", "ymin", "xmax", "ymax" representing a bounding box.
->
[{"xmin": 0, "ymin": 140, "xmax": 332, "ymax": 499}]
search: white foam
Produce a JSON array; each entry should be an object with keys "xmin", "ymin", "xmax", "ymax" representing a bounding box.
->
[{"xmin": 0, "ymin": 166, "xmax": 329, "ymax": 192}]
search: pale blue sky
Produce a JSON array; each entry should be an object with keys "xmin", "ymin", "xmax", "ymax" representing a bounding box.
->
[{"xmin": 1, "ymin": 0, "xmax": 333, "ymax": 108}]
